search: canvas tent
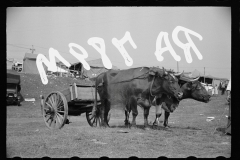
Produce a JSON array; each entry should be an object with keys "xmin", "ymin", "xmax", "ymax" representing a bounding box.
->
[
  {"xmin": 23, "ymin": 53, "xmax": 45, "ymax": 74},
  {"xmin": 69, "ymin": 58, "xmax": 118, "ymax": 79},
  {"xmin": 83, "ymin": 59, "xmax": 118, "ymax": 78},
  {"xmin": 23, "ymin": 53, "xmax": 68, "ymax": 74}
]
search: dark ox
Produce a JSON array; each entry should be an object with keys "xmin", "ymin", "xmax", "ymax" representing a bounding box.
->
[
  {"xmin": 152, "ymin": 77, "xmax": 211, "ymax": 127},
  {"xmin": 93, "ymin": 67, "xmax": 183, "ymax": 128}
]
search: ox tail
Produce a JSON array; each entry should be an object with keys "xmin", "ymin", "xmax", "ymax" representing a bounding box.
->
[{"xmin": 93, "ymin": 75, "xmax": 98, "ymax": 116}]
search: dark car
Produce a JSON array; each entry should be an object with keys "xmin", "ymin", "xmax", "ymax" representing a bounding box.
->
[
  {"xmin": 7, "ymin": 83, "xmax": 21, "ymax": 106},
  {"xmin": 7, "ymin": 71, "xmax": 22, "ymax": 106}
]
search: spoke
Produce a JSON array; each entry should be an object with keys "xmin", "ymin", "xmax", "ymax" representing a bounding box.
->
[
  {"xmin": 56, "ymin": 112, "xmax": 64, "ymax": 120},
  {"xmin": 45, "ymin": 115, "xmax": 51, "ymax": 122},
  {"xmin": 92, "ymin": 118, "xmax": 96, "ymax": 126},
  {"xmin": 55, "ymin": 93, "xmax": 59, "ymax": 106},
  {"xmin": 95, "ymin": 117, "xmax": 98, "ymax": 126},
  {"xmin": 45, "ymin": 102, "xmax": 52, "ymax": 109},
  {"xmin": 98, "ymin": 118, "xmax": 101, "ymax": 126},
  {"xmin": 49, "ymin": 116, "xmax": 53, "ymax": 127},
  {"xmin": 51, "ymin": 95, "xmax": 56, "ymax": 109},
  {"xmin": 56, "ymin": 94, "xmax": 62, "ymax": 107},
  {"xmin": 57, "ymin": 111, "xmax": 65, "ymax": 113},
  {"xmin": 89, "ymin": 115, "xmax": 94, "ymax": 121},
  {"xmin": 56, "ymin": 114, "xmax": 62, "ymax": 126},
  {"xmin": 57, "ymin": 100, "xmax": 63, "ymax": 110},
  {"xmin": 44, "ymin": 112, "xmax": 52, "ymax": 116},
  {"xmin": 48, "ymin": 96, "xmax": 54, "ymax": 107},
  {"xmin": 54, "ymin": 93, "xmax": 58, "ymax": 107}
]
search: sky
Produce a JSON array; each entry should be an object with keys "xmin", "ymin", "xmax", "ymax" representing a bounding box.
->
[{"xmin": 7, "ymin": 7, "xmax": 231, "ymax": 79}]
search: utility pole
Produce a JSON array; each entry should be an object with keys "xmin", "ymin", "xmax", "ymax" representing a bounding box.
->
[
  {"xmin": 204, "ymin": 67, "xmax": 205, "ymax": 84},
  {"xmin": 30, "ymin": 45, "xmax": 35, "ymax": 54},
  {"xmin": 177, "ymin": 61, "xmax": 179, "ymax": 72}
]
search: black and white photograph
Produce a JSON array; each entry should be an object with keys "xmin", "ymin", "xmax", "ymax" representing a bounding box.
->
[{"xmin": 7, "ymin": 6, "xmax": 231, "ymax": 158}]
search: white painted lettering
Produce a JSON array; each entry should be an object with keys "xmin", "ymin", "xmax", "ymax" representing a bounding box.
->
[
  {"xmin": 112, "ymin": 31, "xmax": 137, "ymax": 67},
  {"xmin": 87, "ymin": 37, "xmax": 112, "ymax": 69},
  {"xmin": 172, "ymin": 26, "xmax": 203, "ymax": 63}
]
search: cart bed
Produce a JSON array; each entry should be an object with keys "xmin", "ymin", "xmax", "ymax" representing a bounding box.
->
[{"xmin": 61, "ymin": 83, "xmax": 100, "ymax": 102}]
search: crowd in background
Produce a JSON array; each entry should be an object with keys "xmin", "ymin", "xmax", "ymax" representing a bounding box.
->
[{"xmin": 201, "ymin": 80, "xmax": 228, "ymax": 97}]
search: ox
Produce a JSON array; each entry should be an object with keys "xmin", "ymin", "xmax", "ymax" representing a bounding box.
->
[
  {"xmin": 152, "ymin": 76, "xmax": 211, "ymax": 127},
  {"xmin": 93, "ymin": 67, "xmax": 183, "ymax": 128}
]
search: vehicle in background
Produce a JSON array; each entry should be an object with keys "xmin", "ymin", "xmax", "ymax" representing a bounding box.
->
[
  {"xmin": 12, "ymin": 62, "xmax": 23, "ymax": 72},
  {"xmin": 7, "ymin": 83, "xmax": 21, "ymax": 106},
  {"xmin": 7, "ymin": 72, "xmax": 22, "ymax": 106}
]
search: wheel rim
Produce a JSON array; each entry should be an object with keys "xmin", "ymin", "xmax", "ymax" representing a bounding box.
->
[
  {"xmin": 86, "ymin": 108, "xmax": 111, "ymax": 127},
  {"xmin": 86, "ymin": 108, "xmax": 101, "ymax": 127},
  {"xmin": 42, "ymin": 91, "xmax": 68, "ymax": 129}
]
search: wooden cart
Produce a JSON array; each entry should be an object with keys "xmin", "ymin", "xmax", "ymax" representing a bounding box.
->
[{"xmin": 40, "ymin": 83, "xmax": 106, "ymax": 129}]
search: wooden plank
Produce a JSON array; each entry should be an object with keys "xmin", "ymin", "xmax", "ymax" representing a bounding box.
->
[
  {"xmin": 76, "ymin": 86, "xmax": 100, "ymax": 101},
  {"xmin": 70, "ymin": 86, "xmax": 73, "ymax": 101},
  {"xmin": 72, "ymin": 83, "xmax": 77, "ymax": 100},
  {"xmin": 74, "ymin": 83, "xmax": 78, "ymax": 100}
]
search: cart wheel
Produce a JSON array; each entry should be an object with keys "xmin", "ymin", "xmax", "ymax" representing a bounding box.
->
[
  {"xmin": 86, "ymin": 108, "xmax": 111, "ymax": 127},
  {"xmin": 42, "ymin": 91, "xmax": 68, "ymax": 129}
]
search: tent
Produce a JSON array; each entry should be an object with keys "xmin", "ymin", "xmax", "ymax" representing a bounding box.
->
[
  {"xmin": 23, "ymin": 53, "xmax": 67, "ymax": 74},
  {"xmin": 83, "ymin": 59, "xmax": 118, "ymax": 78},
  {"xmin": 69, "ymin": 58, "xmax": 118, "ymax": 79},
  {"xmin": 23, "ymin": 53, "xmax": 45, "ymax": 74}
]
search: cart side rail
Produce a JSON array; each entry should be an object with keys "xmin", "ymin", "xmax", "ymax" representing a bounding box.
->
[{"xmin": 70, "ymin": 83, "xmax": 100, "ymax": 101}]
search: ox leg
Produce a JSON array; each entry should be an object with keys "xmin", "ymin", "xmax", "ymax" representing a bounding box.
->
[
  {"xmin": 100, "ymin": 100, "xmax": 108, "ymax": 127},
  {"xmin": 124, "ymin": 109, "xmax": 131, "ymax": 127},
  {"xmin": 130, "ymin": 98, "xmax": 138, "ymax": 128},
  {"xmin": 143, "ymin": 107, "xmax": 151, "ymax": 129},
  {"xmin": 104, "ymin": 100, "xmax": 111, "ymax": 127},
  {"xmin": 153, "ymin": 104, "xmax": 163, "ymax": 126},
  {"xmin": 163, "ymin": 111, "xmax": 170, "ymax": 128}
]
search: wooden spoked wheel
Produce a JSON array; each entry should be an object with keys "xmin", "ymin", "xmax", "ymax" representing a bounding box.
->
[
  {"xmin": 42, "ymin": 91, "xmax": 68, "ymax": 129},
  {"xmin": 86, "ymin": 107, "xmax": 111, "ymax": 127}
]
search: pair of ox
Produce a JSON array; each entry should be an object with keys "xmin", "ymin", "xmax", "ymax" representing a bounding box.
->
[
  {"xmin": 93, "ymin": 67, "xmax": 183, "ymax": 128},
  {"xmin": 150, "ymin": 75, "xmax": 211, "ymax": 128},
  {"xmin": 123, "ymin": 72, "xmax": 211, "ymax": 128}
]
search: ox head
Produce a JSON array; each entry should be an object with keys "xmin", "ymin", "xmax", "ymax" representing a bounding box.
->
[
  {"xmin": 182, "ymin": 77, "xmax": 211, "ymax": 103},
  {"xmin": 149, "ymin": 67, "xmax": 183, "ymax": 101}
]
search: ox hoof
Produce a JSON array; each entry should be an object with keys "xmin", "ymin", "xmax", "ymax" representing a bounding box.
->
[
  {"xmin": 164, "ymin": 125, "xmax": 170, "ymax": 129},
  {"xmin": 130, "ymin": 124, "xmax": 137, "ymax": 129},
  {"xmin": 144, "ymin": 127, "xmax": 151, "ymax": 130},
  {"xmin": 144, "ymin": 124, "xmax": 151, "ymax": 130}
]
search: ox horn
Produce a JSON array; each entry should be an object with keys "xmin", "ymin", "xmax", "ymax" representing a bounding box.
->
[
  {"xmin": 189, "ymin": 76, "xmax": 200, "ymax": 82},
  {"xmin": 174, "ymin": 70, "xmax": 184, "ymax": 76},
  {"xmin": 162, "ymin": 67, "xmax": 167, "ymax": 75}
]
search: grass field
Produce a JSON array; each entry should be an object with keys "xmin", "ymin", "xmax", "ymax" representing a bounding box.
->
[
  {"xmin": 7, "ymin": 95, "xmax": 231, "ymax": 158},
  {"xmin": 7, "ymin": 71, "xmax": 231, "ymax": 158}
]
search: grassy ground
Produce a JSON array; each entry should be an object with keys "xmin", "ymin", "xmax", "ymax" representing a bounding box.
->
[
  {"xmin": 7, "ymin": 96, "xmax": 231, "ymax": 158},
  {"xmin": 7, "ymin": 72, "xmax": 231, "ymax": 158}
]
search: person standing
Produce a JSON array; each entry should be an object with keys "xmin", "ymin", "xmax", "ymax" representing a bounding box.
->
[
  {"xmin": 214, "ymin": 84, "xmax": 218, "ymax": 96},
  {"xmin": 221, "ymin": 81, "xmax": 226, "ymax": 95},
  {"xmin": 225, "ymin": 78, "xmax": 231, "ymax": 135}
]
